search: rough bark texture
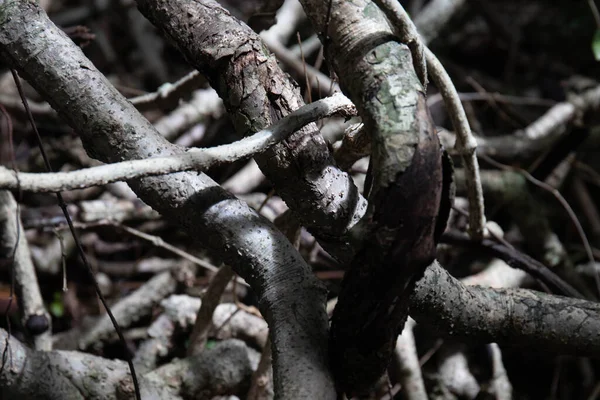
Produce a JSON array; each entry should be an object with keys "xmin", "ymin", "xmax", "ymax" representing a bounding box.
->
[
  {"xmin": 412, "ymin": 262, "xmax": 600, "ymax": 357},
  {"xmin": 0, "ymin": 2, "xmax": 334, "ymax": 398},
  {"xmin": 0, "ymin": 190, "xmax": 52, "ymax": 350},
  {"xmin": 0, "ymin": 328, "xmax": 257, "ymax": 400},
  {"xmin": 299, "ymin": 0, "xmax": 451, "ymax": 395},
  {"xmin": 134, "ymin": 0, "xmax": 368, "ymax": 261}
]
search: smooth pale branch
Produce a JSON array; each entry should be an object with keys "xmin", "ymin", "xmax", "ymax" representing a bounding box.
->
[{"xmin": 0, "ymin": 93, "xmax": 356, "ymax": 193}]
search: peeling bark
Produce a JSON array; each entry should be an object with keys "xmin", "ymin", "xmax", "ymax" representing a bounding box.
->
[
  {"xmin": 299, "ymin": 0, "xmax": 451, "ymax": 395},
  {"xmin": 134, "ymin": 0, "xmax": 368, "ymax": 261}
]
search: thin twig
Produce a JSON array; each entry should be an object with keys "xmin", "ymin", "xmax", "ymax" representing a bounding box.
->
[
  {"xmin": 482, "ymin": 154, "xmax": 600, "ymax": 296},
  {"xmin": 10, "ymin": 69, "xmax": 142, "ymax": 400},
  {"xmin": 297, "ymin": 32, "xmax": 312, "ymax": 103},
  {"xmin": 262, "ymin": 33, "xmax": 340, "ymax": 95},
  {"xmin": 128, "ymin": 70, "xmax": 204, "ymax": 110},
  {"xmin": 425, "ymin": 47, "xmax": 486, "ymax": 239},
  {"xmin": 442, "ymin": 230, "xmax": 583, "ymax": 298},
  {"xmin": 374, "ymin": 0, "xmax": 486, "ymax": 239},
  {"xmin": 0, "ymin": 93, "xmax": 356, "ymax": 192}
]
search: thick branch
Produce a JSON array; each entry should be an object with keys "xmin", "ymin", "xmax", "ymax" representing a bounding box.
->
[
  {"xmin": 134, "ymin": 0, "xmax": 367, "ymax": 260},
  {"xmin": 300, "ymin": 0, "xmax": 449, "ymax": 395},
  {"xmin": 0, "ymin": 2, "xmax": 334, "ymax": 398},
  {"xmin": 411, "ymin": 262, "xmax": 600, "ymax": 357},
  {"xmin": 0, "ymin": 327, "xmax": 256, "ymax": 399},
  {"xmin": 374, "ymin": 0, "xmax": 485, "ymax": 239}
]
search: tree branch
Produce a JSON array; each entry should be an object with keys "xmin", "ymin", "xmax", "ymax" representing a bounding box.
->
[
  {"xmin": 0, "ymin": 191, "xmax": 52, "ymax": 350},
  {"xmin": 0, "ymin": 93, "xmax": 355, "ymax": 193},
  {"xmin": 299, "ymin": 0, "xmax": 449, "ymax": 394},
  {"xmin": 134, "ymin": 0, "xmax": 367, "ymax": 261},
  {"xmin": 411, "ymin": 262, "xmax": 600, "ymax": 357},
  {"xmin": 0, "ymin": 326, "xmax": 257, "ymax": 399},
  {"xmin": 0, "ymin": 2, "xmax": 335, "ymax": 397}
]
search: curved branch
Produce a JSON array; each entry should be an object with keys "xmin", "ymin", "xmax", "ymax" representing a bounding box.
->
[
  {"xmin": 0, "ymin": 2, "xmax": 335, "ymax": 398},
  {"xmin": 135, "ymin": 0, "xmax": 367, "ymax": 260},
  {"xmin": 374, "ymin": 0, "xmax": 485, "ymax": 239},
  {"xmin": 299, "ymin": 0, "xmax": 450, "ymax": 395}
]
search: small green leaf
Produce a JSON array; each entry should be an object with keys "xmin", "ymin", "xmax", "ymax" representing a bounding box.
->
[
  {"xmin": 592, "ymin": 29, "xmax": 600, "ymax": 60},
  {"xmin": 205, "ymin": 339, "xmax": 217, "ymax": 349},
  {"xmin": 49, "ymin": 292, "xmax": 64, "ymax": 318}
]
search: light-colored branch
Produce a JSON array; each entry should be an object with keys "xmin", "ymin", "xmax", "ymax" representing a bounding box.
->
[
  {"xmin": 0, "ymin": 190, "xmax": 52, "ymax": 351},
  {"xmin": 260, "ymin": 0, "xmax": 331, "ymax": 96},
  {"xmin": 413, "ymin": 0, "xmax": 467, "ymax": 45},
  {"xmin": 0, "ymin": 93, "xmax": 356, "ymax": 193},
  {"xmin": 128, "ymin": 70, "xmax": 205, "ymax": 111},
  {"xmin": 437, "ymin": 344, "xmax": 480, "ymax": 399},
  {"xmin": 222, "ymin": 159, "xmax": 266, "ymax": 194},
  {"xmin": 261, "ymin": 34, "xmax": 340, "ymax": 96},
  {"xmin": 134, "ymin": 294, "xmax": 201, "ymax": 374},
  {"xmin": 487, "ymin": 343, "xmax": 512, "ymax": 400},
  {"xmin": 152, "ymin": 294, "xmax": 270, "ymax": 350},
  {"xmin": 261, "ymin": 0, "xmax": 306, "ymax": 44},
  {"xmin": 519, "ymin": 84, "xmax": 600, "ymax": 140},
  {"xmin": 290, "ymin": 34, "xmax": 322, "ymax": 58},
  {"xmin": 392, "ymin": 318, "xmax": 427, "ymax": 400},
  {"xmin": 154, "ymin": 88, "xmax": 224, "ymax": 141},
  {"xmin": 438, "ymin": 85, "xmax": 600, "ymax": 161},
  {"xmin": 77, "ymin": 268, "xmax": 186, "ymax": 350},
  {"xmin": 424, "ymin": 47, "xmax": 485, "ymax": 239},
  {"xmin": 461, "ymin": 258, "xmax": 529, "ymax": 289}
]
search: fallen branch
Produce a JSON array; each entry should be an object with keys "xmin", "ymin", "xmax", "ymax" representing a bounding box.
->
[{"xmin": 411, "ymin": 262, "xmax": 600, "ymax": 357}]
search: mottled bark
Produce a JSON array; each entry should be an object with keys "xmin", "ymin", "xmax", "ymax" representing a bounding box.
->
[{"xmin": 299, "ymin": 0, "xmax": 451, "ymax": 395}]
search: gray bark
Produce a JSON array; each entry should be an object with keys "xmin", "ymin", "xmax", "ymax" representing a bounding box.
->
[
  {"xmin": 134, "ymin": 0, "xmax": 367, "ymax": 262},
  {"xmin": 0, "ymin": 328, "xmax": 257, "ymax": 400},
  {"xmin": 0, "ymin": 1, "xmax": 334, "ymax": 398},
  {"xmin": 412, "ymin": 262, "xmax": 600, "ymax": 357}
]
